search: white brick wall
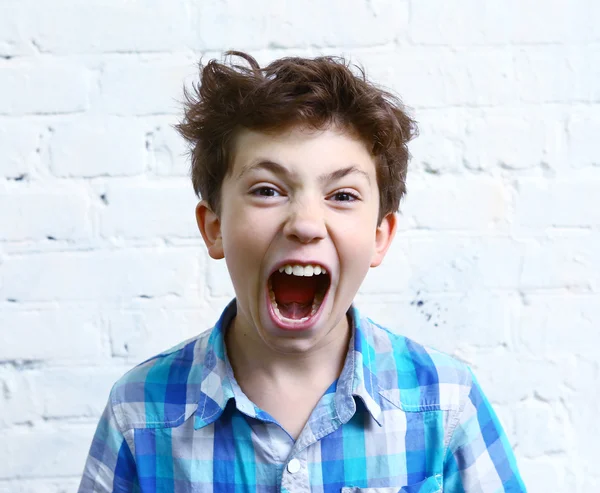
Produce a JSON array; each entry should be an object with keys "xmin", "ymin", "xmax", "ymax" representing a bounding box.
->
[{"xmin": 1, "ymin": 1, "xmax": 598, "ymax": 491}]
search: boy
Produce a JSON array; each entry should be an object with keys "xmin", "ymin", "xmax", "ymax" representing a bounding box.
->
[{"xmin": 79, "ymin": 52, "xmax": 526, "ymax": 492}]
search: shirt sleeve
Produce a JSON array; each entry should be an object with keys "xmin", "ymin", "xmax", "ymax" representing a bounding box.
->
[
  {"xmin": 443, "ymin": 368, "xmax": 527, "ymax": 492},
  {"xmin": 78, "ymin": 397, "xmax": 139, "ymax": 493}
]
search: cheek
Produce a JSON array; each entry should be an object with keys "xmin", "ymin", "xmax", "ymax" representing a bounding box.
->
[
  {"xmin": 336, "ymin": 216, "xmax": 378, "ymax": 272},
  {"xmin": 337, "ymin": 210, "xmax": 378, "ymax": 242},
  {"xmin": 221, "ymin": 211, "xmax": 275, "ymax": 271}
]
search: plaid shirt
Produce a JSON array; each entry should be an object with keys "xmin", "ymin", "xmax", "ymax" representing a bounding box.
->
[{"xmin": 79, "ymin": 300, "xmax": 526, "ymax": 493}]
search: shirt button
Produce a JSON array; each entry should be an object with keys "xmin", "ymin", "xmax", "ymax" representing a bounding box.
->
[{"xmin": 287, "ymin": 458, "xmax": 301, "ymax": 474}]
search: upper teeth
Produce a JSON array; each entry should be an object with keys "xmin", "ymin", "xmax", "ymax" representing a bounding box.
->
[{"xmin": 278, "ymin": 264, "xmax": 327, "ymax": 276}]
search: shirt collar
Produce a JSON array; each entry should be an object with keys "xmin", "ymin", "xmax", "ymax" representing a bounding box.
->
[
  {"xmin": 193, "ymin": 300, "xmax": 237, "ymax": 429},
  {"xmin": 337, "ymin": 305, "xmax": 383, "ymax": 425},
  {"xmin": 193, "ymin": 300, "xmax": 383, "ymax": 430}
]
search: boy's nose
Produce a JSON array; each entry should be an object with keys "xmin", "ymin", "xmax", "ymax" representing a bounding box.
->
[{"xmin": 283, "ymin": 202, "xmax": 327, "ymax": 244}]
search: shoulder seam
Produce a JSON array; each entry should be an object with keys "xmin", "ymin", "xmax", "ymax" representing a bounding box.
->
[
  {"xmin": 443, "ymin": 366, "xmax": 474, "ymax": 453},
  {"xmin": 110, "ymin": 384, "xmax": 127, "ymax": 433}
]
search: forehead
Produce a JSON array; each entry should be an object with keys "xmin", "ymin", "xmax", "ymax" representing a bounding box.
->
[{"xmin": 229, "ymin": 125, "xmax": 376, "ymax": 178}]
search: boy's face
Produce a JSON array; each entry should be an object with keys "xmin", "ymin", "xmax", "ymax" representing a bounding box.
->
[{"xmin": 196, "ymin": 125, "xmax": 396, "ymax": 354}]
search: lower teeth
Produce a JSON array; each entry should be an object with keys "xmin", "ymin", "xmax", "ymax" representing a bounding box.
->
[{"xmin": 268, "ymin": 286, "xmax": 325, "ymax": 322}]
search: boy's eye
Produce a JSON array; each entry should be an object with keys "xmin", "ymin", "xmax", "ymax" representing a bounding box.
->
[
  {"xmin": 331, "ymin": 191, "xmax": 359, "ymax": 202},
  {"xmin": 251, "ymin": 186, "xmax": 280, "ymax": 197}
]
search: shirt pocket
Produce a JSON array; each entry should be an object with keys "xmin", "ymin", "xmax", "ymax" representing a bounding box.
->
[{"xmin": 341, "ymin": 474, "xmax": 442, "ymax": 493}]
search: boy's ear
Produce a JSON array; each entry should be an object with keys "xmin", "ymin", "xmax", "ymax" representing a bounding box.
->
[
  {"xmin": 370, "ymin": 212, "xmax": 397, "ymax": 268},
  {"xmin": 195, "ymin": 201, "xmax": 224, "ymax": 259}
]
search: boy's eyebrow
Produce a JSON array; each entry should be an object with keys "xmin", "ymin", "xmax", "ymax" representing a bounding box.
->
[{"xmin": 237, "ymin": 159, "xmax": 371, "ymax": 185}]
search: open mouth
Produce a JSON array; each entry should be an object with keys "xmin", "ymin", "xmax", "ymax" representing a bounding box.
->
[{"xmin": 267, "ymin": 263, "xmax": 331, "ymax": 328}]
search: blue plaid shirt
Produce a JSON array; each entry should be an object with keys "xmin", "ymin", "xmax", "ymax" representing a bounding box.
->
[{"xmin": 79, "ymin": 300, "xmax": 526, "ymax": 492}]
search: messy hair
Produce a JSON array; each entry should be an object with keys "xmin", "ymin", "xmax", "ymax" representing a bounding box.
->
[{"xmin": 176, "ymin": 51, "xmax": 417, "ymax": 223}]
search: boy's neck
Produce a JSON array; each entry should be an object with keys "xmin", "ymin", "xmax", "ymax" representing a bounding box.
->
[{"xmin": 225, "ymin": 312, "xmax": 352, "ymax": 387}]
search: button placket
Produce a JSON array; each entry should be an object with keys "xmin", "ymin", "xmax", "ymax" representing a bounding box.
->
[{"xmin": 281, "ymin": 450, "xmax": 309, "ymax": 493}]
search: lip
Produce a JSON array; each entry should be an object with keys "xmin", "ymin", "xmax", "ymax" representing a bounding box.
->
[{"xmin": 264, "ymin": 258, "xmax": 333, "ymax": 332}]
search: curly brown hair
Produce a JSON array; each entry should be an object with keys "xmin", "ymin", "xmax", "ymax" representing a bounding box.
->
[{"xmin": 176, "ymin": 51, "xmax": 417, "ymax": 224}]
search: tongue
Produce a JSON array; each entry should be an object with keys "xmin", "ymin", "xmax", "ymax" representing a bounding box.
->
[
  {"xmin": 279, "ymin": 302, "xmax": 313, "ymax": 319},
  {"xmin": 270, "ymin": 271, "xmax": 318, "ymax": 304}
]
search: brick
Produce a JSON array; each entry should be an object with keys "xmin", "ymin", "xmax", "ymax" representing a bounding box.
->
[
  {"xmin": 568, "ymin": 368, "xmax": 600, "ymax": 480},
  {"xmin": 0, "ymin": 121, "xmax": 47, "ymax": 180},
  {"xmin": 515, "ymin": 399, "xmax": 569, "ymax": 457},
  {"xmin": 0, "ymin": 478, "xmax": 81, "ymax": 493},
  {"xmin": 28, "ymin": 0, "xmax": 191, "ymax": 54},
  {"xmin": 192, "ymin": 0, "xmax": 408, "ymax": 51},
  {"xmin": 463, "ymin": 108, "xmax": 564, "ymax": 171},
  {"xmin": 107, "ymin": 303, "xmax": 221, "ymax": 361},
  {"xmin": 463, "ymin": 351, "xmax": 570, "ymax": 405},
  {"xmin": 519, "ymin": 458, "xmax": 573, "ymax": 493},
  {"xmin": 1, "ymin": 248, "xmax": 201, "ymax": 302},
  {"xmin": 410, "ymin": 0, "xmax": 503, "ymax": 45},
  {"xmin": 0, "ymin": 365, "xmax": 39, "ymax": 429},
  {"xmin": 514, "ymin": 47, "xmax": 580, "ymax": 104},
  {"xmin": 206, "ymin": 257, "xmax": 236, "ymax": 298},
  {"xmin": 146, "ymin": 118, "xmax": 191, "ymax": 176},
  {"xmin": 0, "ymin": 424, "xmax": 95, "ymax": 478},
  {"xmin": 517, "ymin": 294, "xmax": 600, "ymax": 358},
  {"xmin": 0, "ymin": 183, "xmax": 91, "ymax": 241},
  {"xmin": 408, "ymin": 108, "xmax": 467, "ymax": 174},
  {"xmin": 356, "ymin": 292, "xmax": 513, "ymax": 355},
  {"xmin": 515, "ymin": 179, "xmax": 600, "ymax": 229},
  {"xmin": 402, "ymin": 175, "xmax": 509, "ymax": 231},
  {"xmin": 514, "ymin": 45, "xmax": 600, "ymax": 104},
  {"xmin": 0, "ymin": 62, "xmax": 90, "ymax": 115},
  {"xmin": 562, "ymin": 360, "xmax": 599, "ymax": 482},
  {"xmin": 364, "ymin": 49, "xmax": 466, "ymax": 109},
  {"xmin": 364, "ymin": 47, "xmax": 517, "ymax": 109},
  {"xmin": 0, "ymin": 304, "xmax": 107, "ymax": 361},
  {"xmin": 34, "ymin": 367, "xmax": 127, "ymax": 419},
  {"xmin": 359, "ymin": 238, "xmax": 411, "ymax": 294},
  {"xmin": 574, "ymin": 44, "xmax": 600, "ymax": 102},
  {"xmin": 521, "ymin": 235, "xmax": 600, "ymax": 290},
  {"xmin": 99, "ymin": 179, "xmax": 198, "ymax": 239},
  {"xmin": 568, "ymin": 108, "xmax": 600, "ymax": 168},
  {"xmin": 506, "ymin": 0, "xmax": 590, "ymax": 44},
  {"xmin": 410, "ymin": 0, "xmax": 590, "ymax": 45},
  {"xmin": 460, "ymin": 49, "xmax": 518, "ymax": 106},
  {"xmin": 395, "ymin": 236, "xmax": 523, "ymax": 292},
  {"xmin": 368, "ymin": 46, "xmax": 590, "ymax": 110},
  {"xmin": 563, "ymin": 357, "xmax": 599, "ymax": 396},
  {"xmin": 99, "ymin": 58, "xmax": 195, "ymax": 115},
  {"xmin": 0, "ymin": 251, "xmax": 5, "ymax": 293},
  {"xmin": 0, "ymin": 2, "xmax": 32, "ymax": 57},
  {"xmin": 49, "ymin": 118, "xmax": 147, "ymax": 177},
  {"xmin": 0, "ymin": 364, "xmax": 126, "ymax": 431}
]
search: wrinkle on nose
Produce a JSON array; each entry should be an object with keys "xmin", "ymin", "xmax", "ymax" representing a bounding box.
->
[{"xmin": 283, "ymin": 203, "xmax": 327, "ymax": 244}]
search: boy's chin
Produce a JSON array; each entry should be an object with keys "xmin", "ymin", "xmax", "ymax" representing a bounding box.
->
[{"xmin": 257, "ymin": 317, "xmax": 338, "ymax": 354}]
